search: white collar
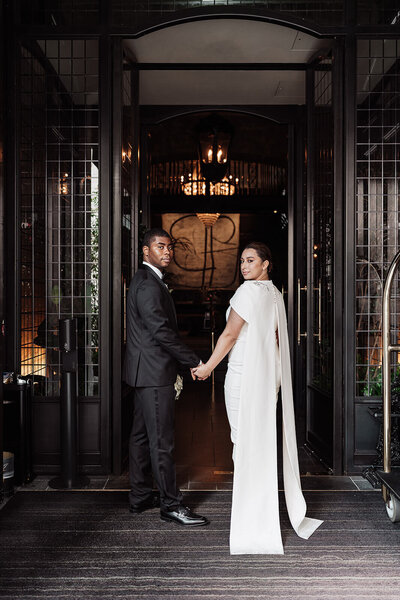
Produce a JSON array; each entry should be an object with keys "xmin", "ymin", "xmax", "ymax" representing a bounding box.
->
[{"xmin": 143, "ymin": 261, "xmax": 163, "ymax": 280}]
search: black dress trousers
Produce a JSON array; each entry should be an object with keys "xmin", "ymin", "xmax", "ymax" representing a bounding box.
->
[{"xmin": 129, "ymin": 384, "xmax": 183, "ymax": 511}]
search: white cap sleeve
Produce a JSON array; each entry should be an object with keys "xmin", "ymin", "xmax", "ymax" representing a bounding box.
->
[{"xmin": 229, "ymin": 283, "xmax": 252, "ymax": 323}]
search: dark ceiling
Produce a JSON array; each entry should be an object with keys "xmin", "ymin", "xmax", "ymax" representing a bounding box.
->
[{"xmin": 148, "ymin": 111, "xmax": 288, "ymax": 164}]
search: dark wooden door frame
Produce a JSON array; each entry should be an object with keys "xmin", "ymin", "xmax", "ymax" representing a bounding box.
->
[
  {"xmin": 111, "ymin": 43, "xmax": 140, "ymax": 475},
  {"xmin": 304, "ymin": 40, "xmax": 345, "ymax": 474}
]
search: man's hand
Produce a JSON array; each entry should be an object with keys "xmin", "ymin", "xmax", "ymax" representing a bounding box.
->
[
  {"xmin": 192, "ymin": 363, "xmax": 211, "ymax": 381},
  {"xmin": 190, "ymin": 360, "xmax": 203, "ymax": 380}
]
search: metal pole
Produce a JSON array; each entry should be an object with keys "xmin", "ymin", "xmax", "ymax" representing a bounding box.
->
[
  {"xmin": 60, "ymin": 370, "xmax": 77, "ymax": 488},
  {"xmin": 49, "ymin": 318, "xmax": 89, "ymax": 489}
]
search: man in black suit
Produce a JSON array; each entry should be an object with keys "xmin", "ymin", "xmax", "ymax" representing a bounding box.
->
[{"xmin": 123, "ymin": 228, "xmax": 208, "ymax": 526}]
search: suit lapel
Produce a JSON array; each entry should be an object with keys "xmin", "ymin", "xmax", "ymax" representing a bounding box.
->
[{"xmin": 143, "ymin": 265, "xmax": 178, "ymax": 327}]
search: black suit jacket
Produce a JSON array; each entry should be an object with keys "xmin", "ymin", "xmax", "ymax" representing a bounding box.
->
[{"xmin": 123, "ymin": 265, "xmax": 200, "ymax": 387}]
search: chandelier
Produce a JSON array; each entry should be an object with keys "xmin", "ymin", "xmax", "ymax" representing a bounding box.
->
[
  {"xmin": 181, "ymin": 174, "xmax": 235, "ymax": 196},
  {"xmin": 196, "ymin": 114, "xmax": 233, "ymax": 184}
]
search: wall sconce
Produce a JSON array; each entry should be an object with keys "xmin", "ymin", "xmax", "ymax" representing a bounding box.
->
[
  {"xmin": 122, "ymin": 143, "xmax": 132, "ymax": 164},
  {"xmin": 196, "ymin": 114, "xmax": 233, "ymax": 184},
  {"xmin": 59, "ymin": 173, "xmax": 69, "ymax": 195}
]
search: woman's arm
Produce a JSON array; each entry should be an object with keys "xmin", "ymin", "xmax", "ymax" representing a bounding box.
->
[{"xmin": 193, "ymin": 308, "xmax": 245, "ymax": 379}]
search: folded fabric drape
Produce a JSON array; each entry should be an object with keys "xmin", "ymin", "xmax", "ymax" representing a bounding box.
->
[{"xmin": 227, "ymin": 280, "xmax": 323, "ymax": 555}]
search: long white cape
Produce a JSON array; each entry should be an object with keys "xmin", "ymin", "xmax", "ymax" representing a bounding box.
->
[{"xmin": 228, "ymin": 281, "xmax": 323, "ymax": 555}]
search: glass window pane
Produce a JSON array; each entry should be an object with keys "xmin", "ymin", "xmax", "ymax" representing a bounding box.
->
[
  {"xmin": 356, "ymin": 38, "xmax": 400, "ymax": 398},
  {"xmin": 19, "ymin": 39, "xmax": 100, "ymax": 398}
]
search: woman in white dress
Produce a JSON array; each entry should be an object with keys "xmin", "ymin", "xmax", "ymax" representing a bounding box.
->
[{"xmin": 193, "ymin": 242, "xmax": 323, "ymax": 555}]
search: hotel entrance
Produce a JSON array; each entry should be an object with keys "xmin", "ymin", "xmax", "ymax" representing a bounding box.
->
[
  {"xmin": 3, "ymin": 4, "xmax": 400, "ymax": 597},
  {"xmin": 116, "ymin": 19, "xmax": 341, "ymax": 477},
  {"xmin": 2, "ymin": 4, "xmax": 399, "ymax": 485}
]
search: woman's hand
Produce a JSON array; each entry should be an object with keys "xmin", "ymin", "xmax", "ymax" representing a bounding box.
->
[
  {"xmin": 193, "ymin": 363, "xmax": 212, "ymax": 380},
  {"xmin": 192, "ymin": 309, "xmax": 245, "ymax": 381}
]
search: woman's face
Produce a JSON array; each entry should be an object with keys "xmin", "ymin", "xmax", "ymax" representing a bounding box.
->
[{"xmin": 240, "ymin": 248, "xmax": 269, "ymax": 281}]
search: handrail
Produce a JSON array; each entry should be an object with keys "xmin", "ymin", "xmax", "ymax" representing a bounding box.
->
[{"xmin": 382, "ymin": 250, "xmax": 400, "ymax": 476}]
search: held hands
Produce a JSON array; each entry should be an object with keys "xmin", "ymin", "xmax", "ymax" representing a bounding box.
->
[
  {"xmin": 192, "ymin": 362, "xmax": 211, "ymax": 381},
  {"xmin": 190, "ymin": 360, "xmax": 204, "ymax": 380}
]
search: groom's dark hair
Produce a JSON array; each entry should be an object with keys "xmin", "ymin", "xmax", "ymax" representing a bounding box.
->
[{"xmin": 142, "ymin": 228, "xmax": 171, "ymax": 249}]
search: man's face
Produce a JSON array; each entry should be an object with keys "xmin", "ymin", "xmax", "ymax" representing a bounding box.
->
[{"xmin": 143, "ymin": 236, "xmax": 174, "ymax": 270}]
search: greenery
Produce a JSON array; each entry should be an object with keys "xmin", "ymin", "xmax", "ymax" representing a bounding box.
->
[{"xmin": 360, "ymin": 364, "xmax": 400, "ymax": 397}]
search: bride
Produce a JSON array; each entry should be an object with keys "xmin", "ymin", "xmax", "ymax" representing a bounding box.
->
[{"xmin": 193, "ymin": 242, "xmax": 323, "ymax": 555}]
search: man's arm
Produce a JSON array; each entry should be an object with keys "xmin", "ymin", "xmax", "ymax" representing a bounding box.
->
[{"xmin": 136, "ymin": 281, "xmax": 199, "ymax": 368}]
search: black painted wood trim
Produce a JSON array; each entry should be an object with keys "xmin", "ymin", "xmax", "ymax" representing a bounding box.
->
[
  {"xmin": 332, "ymin": 39, "xmax": 345, "ymax": 475},
  {"xmin": 305, "ymin": 64, "xmax": 314, "ymax": 454},
  {"xmin": 112, "ymin": 37, "xmax": 123, "ymax": 476},
  {"xmin": 293, "ymin": 119, "xmax": 307, "ymax": 444},
  {"xmin": 343, "ymin": 35, "xmax": 357, "ymax": 474},
  {"xmin": 99, "ymin": 34, "xmax": 112, "ymax": 473},
  {"xmin": 134, "ymin": 63, "xmax": 309, "ymax": 71}
]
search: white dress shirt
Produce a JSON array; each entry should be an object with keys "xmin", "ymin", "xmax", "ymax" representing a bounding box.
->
[{"xmin": 143, "ymin": 261, "xmax": 164, "ymax": 280}]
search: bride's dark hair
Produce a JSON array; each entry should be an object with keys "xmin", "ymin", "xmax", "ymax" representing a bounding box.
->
[{"xmin": 243, "ymin": 242, "xmax": 273, "ymax": 273}]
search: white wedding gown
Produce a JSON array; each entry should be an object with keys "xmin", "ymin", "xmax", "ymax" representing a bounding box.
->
[{"xmin": 224, "ymin": 280, "xmax": 323, "ymax": 555}]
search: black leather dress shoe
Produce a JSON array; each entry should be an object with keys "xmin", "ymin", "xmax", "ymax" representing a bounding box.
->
[
  {"xmin": 160, "ymin": 505, "xmax": 209, "ymax": 526},
  {"xmin": 129, "ymin": 494, "xmax": 160, "ymax": 514}
]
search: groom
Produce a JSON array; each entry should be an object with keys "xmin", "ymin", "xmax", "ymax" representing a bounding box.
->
[{"xmin": 123, "ymin": 228, "xmax": 208, "ymax": 526}]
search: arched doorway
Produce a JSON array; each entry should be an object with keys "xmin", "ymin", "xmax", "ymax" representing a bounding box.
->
[{"xmin": 113, "ymin": 15, "xmax": 342, "ymax": 478}]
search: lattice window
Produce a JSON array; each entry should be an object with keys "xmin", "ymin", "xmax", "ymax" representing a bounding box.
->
[
  {"xmin": 356, "ymin": 39, "xmax": 400, "ymax": 397},
  {"xmin": 20, "ymin": 0, "xmax": 99, "ymax": 26},
  {"xmin": 357, "ymin": 1, "xmax": 400, "ymax": 25},
  {"xmin": 20, "ymin": 40, "xmax": 100, "ymax": 397}
]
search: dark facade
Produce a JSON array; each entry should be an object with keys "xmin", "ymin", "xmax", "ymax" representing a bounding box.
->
[{"xmin": 1, "ymin": 1, "xmax": 400, "ymax": 493}]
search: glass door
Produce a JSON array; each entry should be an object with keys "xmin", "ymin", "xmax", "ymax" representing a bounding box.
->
[
  {"xmin": 111, "ymin": 43, "xmax": 140, "ymax": 473},
  {"xmin": 303, "ymin": 47, "xmax": 343, "ymax": 472}
]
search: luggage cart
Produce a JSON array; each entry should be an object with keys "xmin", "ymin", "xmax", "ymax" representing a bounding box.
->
[{"xmin": 363, "ymin": 249, "xmax": 400, "ymax": 522}]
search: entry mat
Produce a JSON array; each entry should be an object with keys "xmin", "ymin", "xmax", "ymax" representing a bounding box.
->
[{"xmin": 0, "ymin": 490, "xmax": 399, "ymax": 599}]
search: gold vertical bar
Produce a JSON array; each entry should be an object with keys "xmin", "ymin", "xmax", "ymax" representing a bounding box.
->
[
  {"xmin": 318, "ymin": 279, "xmax": 322, "ymax": 344},
  {"xmin": 211, "ymin": 330, "xmax": 215, "ymax": 403},
  {"xmin": 297, "ymin": 278, "xmax": 301, "ymax": 345}
]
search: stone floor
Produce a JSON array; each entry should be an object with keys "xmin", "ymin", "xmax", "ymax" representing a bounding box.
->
[{"xmin": 12, "ymin": 472, "xmax": 375, "ymax": 494}]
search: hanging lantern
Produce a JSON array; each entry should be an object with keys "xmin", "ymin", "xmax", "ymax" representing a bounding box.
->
[{"xmin": 196, "ymin": 114, "xmax": 233, "ymax": 184}]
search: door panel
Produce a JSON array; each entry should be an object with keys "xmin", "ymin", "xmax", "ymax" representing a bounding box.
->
[
  {"xmin": 112, "ymin": 43, "xmax": 140, "ymax": 474},
  {"xmin": 305, "ymin": 53, "xmax": 335, "ymax": 469}
]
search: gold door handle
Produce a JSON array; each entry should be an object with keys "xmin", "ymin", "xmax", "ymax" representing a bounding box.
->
[
  {"xmin": 313, "ymin": 279, "xmax": 322, "ymax": 345},
  {"xmin": 297, "ymin": 278, "xmax": 307, "ymax": 345}
]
